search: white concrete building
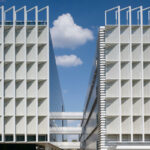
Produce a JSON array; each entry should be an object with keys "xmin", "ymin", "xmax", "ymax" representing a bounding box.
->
[
  {"xmin": 98, "ymin": 6, "xmax": 150, "ymax": 150},
  {"xmin": 81, "ymin": 5, "xmax": 150, "ymax": 150},
  {"xmin": 0, "ymin": 6, "xmax": 50, "ymax": 143}
]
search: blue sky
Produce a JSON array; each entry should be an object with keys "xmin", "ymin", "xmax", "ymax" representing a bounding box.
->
[{"xmin": 1, "ymin": 0, "xmax": 150, "ymax": 113}]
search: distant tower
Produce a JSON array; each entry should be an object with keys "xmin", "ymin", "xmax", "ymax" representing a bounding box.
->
[{"xmin": 0, "ymin": 6, "xmax": 50, "ymax": 142}]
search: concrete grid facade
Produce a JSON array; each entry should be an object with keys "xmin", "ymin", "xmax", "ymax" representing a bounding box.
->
[
  {"xmin": 99, "ymin": 6, "xmax": 150, "ymax": 150},
  {"xmin": 81, "ymin": 6, "xmax": 150, "ymax": 150},
  {"xmin": 0, "ymin": 6, "xmax": 50, "ymax": 143}
]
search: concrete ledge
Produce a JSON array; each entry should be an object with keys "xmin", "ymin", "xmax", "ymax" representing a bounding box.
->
[
  {"xmin": 113, "ymin": 145, "xmax": 150, "ymax": 150},
  {"xmin": 50, "ymin": 127, "xmax": 82, "ymax": 134},
  {"xmin": 50, "ymin": 142, "xmax": 80, "ymax": 149},
  {"xmin": 50, "ymin": 112, "xmax": 83, "ymax": 120}
]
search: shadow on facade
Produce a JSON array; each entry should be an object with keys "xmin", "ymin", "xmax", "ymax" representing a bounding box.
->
[{"xmin": 0, "ymin": 144, "xmax": 38, "ymax": 150}]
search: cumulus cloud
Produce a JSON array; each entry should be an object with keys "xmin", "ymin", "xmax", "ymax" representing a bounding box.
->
[
  {"xmin": 56, "ymin": 55, "xmax": 83, "ymax": 67},
  {"xmin": 51, "ymin": 13, "xmax": 94, "ymax": 49}
]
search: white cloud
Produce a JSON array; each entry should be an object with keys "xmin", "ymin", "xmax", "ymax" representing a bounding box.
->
[
  {"xmin": 56, "ymin": 55, "xmax": 83, "ymax": 67},
  {"xmin": 51, "ymin": 13, "xmax": 94, "ymax": 49}
]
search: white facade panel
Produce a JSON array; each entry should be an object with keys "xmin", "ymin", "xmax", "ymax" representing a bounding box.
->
[
  {"xmin": 27, "ymin": 117, "xmax": 36, "ymax": 134},
  {"xmin": 27, "ymin": 98, "xmax": 36, "ymax": 116},
  {"xmin": 16, "ymin": 117, "xmax": 25, "ymax": 134},
  {"xmin": 4, "ymin": 98, "xmax": 14, "ymax": 116},
  {"xmin": 4, "ymin": 26, "xmax": 14, "ymax": 44},
  {"xmin": 0, "ymin": 27, "xmax": 2, "ymax": 43},
  {"xmin": 15, "ymin": 27, "xmax": 25, "ymax": 44},
  {"xmin": 143, "ymin": 26, "xmax": 150, "ymax": 43},
  {"xmin": 16, "ymin": 44, "xmax": 25, "ymax": 61},
  {"xmin": 121, "ymin": 44, "xmax": 130, "ymax": 61},
  {"xmin": 38, "ymin": 44, "xmax": 47, "ymax": 61},
  {"xmin": 143, "ymin": 44, "xmax": 150, "ymax": 61},
  {"xmin": 4, "ymin": 45, "xmax": 14, "ymax": 61},
  {"xmin": 38, "ymin": 27, "xmax": 48, "ymax": 44},
  {"xmin": 38, "ymin": 117, "xmax": 47, "ymax": 134},
  {"xmin": 16, "ymin": 98, "xmax": 25, "ymax": 116},
  {"xmin": 27, "ymin": 45, "xmax": 36, "ymax": 61},
  {"xmin": 5, "ymin": 117, "xmax": 14, "ymax": 134},
  {"xmin": 16, "ymin": 62, "xmax": 26, "ymax": 79},
  {"xmin": 120, "ymin": 26, "xmax": 130, "ymax": 43},
  {"xmin": 27, "ymin": 27, "xmax": 36, "ymax": 43}
]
